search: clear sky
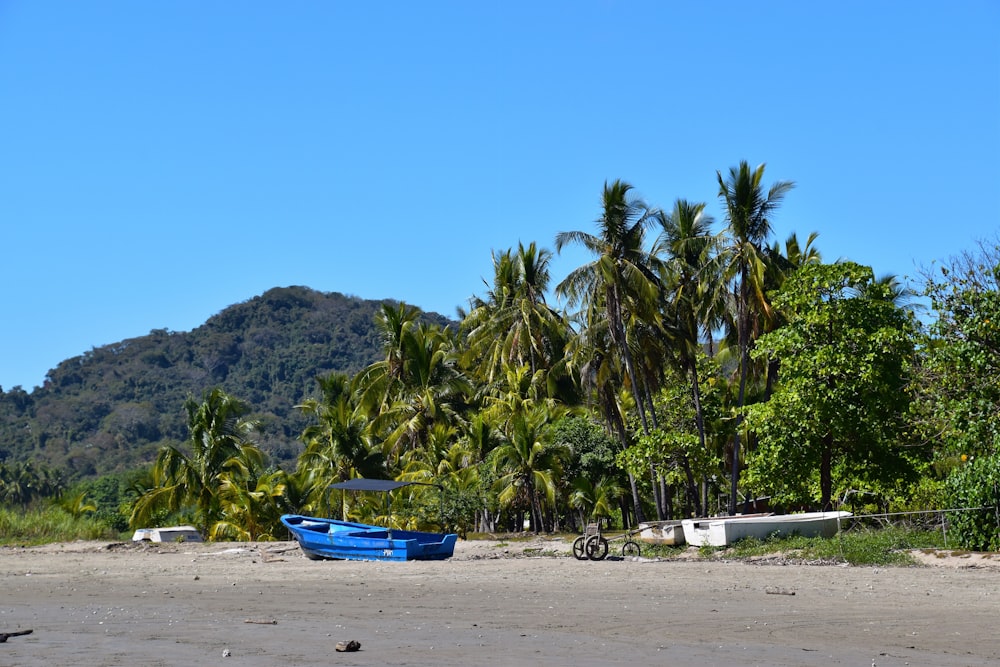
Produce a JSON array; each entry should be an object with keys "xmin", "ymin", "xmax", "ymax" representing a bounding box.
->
[{"xmin": 1, "ymin": 2, "xmax": 998, "ymax": 392}]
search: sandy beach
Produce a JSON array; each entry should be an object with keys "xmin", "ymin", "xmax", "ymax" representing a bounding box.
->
[{"xmin": 1, "ymin": 537, "xmax": 997, "ymax": 666}]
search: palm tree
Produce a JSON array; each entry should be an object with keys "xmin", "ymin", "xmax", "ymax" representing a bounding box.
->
[
  {"xmin": 354, "ymin": 302, "xmax": 423, "ymax": 413},
  {"xmin": 365, "ymin": 322, "xmax": 473, "ymax": 464},
  {"xmin": 568, "ymin": 475, "xmax": 624, "ymax": 528},
  {"xmin": 212, "ymin": 469, "xmax": 287, "ymax": 540},
  {"xmin": 296, "ymin": 373, "xmax": 384, "ymax": 518},
  {"xmin": 556, "ymin": 180, "xmax": 664, "ymax": 522},
  {"xmin": 463, "ymin": 242, "xmax": 569, "ymax": 385},
  {"xmin": 718, "ymin": 161, "xmax": 794, "ymax": 514},
  {"xmin": 654, "ymin": 198, "xmax": 720, "ymax": 516},
  {"xmin": 298, "ymin": 374, "xmax": 383, "ymax": 481},
  {"xmin": 491, "ymin": 405, "xmax": 567, "ymax": 532},
  {"xmin": 130, "ymin": 388, "xmax": 265, "ymax": 535}
]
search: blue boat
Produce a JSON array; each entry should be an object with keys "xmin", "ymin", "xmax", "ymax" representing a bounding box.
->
[
  {"xmin": 280, "ymin": 514, "xmax": 458, "ymax": 561},
  {"xmin": 280, "ymin": 477, "xmax": 457, "ymax": 562}
]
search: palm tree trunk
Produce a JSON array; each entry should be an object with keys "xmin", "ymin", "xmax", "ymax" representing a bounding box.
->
[
  {"xmin": 729, "ymin": 276, "xmax": 750, "ymax": 516},
  {"xmin": 611, "ymin": 414, "xmax": 645, "ymax": 524},
  {"xmin": 687, "ymin": 363, "xmax": 707, "ymax": 518}
]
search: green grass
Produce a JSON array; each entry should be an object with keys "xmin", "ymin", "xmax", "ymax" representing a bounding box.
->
[
  {"xmin": 696, "ymin": 526, "xmax": 948, "ymax": 566},
  {"xmin": 0, "ymin": 506, "xmax": 122, "ymax": 546}
]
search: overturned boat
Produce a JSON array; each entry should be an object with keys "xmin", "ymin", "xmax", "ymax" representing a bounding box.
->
[
  {"xmin": 131, "ymin": 525, "xmax": 203, "ymax": 543},
  {"xmin": 681, "ymin": 511, "xmax": 852, "ymax": 547}
]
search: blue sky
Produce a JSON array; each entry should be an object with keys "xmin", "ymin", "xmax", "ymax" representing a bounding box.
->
[{"xmin": 1, "ymin": 2, "xmax": 998, "ymax": 392}]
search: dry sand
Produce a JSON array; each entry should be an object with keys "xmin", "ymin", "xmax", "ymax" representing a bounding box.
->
[{"xmin": 1, "ymin": 537, "xmax": 998, "ymax": 666}]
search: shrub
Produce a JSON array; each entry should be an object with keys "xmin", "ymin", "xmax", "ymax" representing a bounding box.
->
[{"xmin": 944, "ymin": 451, "xmax": 1000, "ymax": 551}]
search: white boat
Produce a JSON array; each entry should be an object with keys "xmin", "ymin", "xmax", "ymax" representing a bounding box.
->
[
  {"xmin": 637, "ymin": 520, "xmax": 686, "ymax": 546},
  {"xmin": 131, "ymin": 525, "xmax": 203, "ymax": 543},
  {"xmin": 681, "ymin": 511, "xmax": 851, "ymax": 547}
]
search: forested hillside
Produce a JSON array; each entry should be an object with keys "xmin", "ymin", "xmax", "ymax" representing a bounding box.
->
[{"xmin": 0, "ymin": 286, "xmax": 454, "ymax": 477}]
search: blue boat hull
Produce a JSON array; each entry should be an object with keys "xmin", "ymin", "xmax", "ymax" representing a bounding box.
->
[{"xmin": 280, "ymin": 514, "xmax": 458, "ymax": 562}]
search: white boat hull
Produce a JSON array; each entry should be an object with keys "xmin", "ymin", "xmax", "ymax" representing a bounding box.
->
[
  {"xmin": 132, "ymin": 525, "xmax": 203, "ymax": 543},
  {"xmin": 681, "ymin": 511, "xmax": 851, "ymax": 547}
]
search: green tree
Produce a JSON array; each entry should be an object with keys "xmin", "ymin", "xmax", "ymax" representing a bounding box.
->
[
  {"xmin": 556, "ymin": 180, "xmax": 664, "ymax": 522},
  {"xmin": 130, "ymin": 388, "xmax": 265, "ymax": 535},
  {"xmin": 743, "ymin": 263, "xmax": 917, "ymax": 509},
  {"xmin": 654, "ymin": 199, "xmax": 722, "ymax": 515},
  {"xmin": 211, "ymin": 468, "xmax": 287, "ymax": 541},
  {"xmin": 916, "ymin": 238, "xmax": 1000, "ymax": 550},
  {"xmin": 298, "ymin": 374, "xmax": 384, "ymax": 483},
  {"xmin": 367, "ymin": 323, "xmax": 472, "ymax": 464},
  {"xmin": 717, "ymin": 161, "xmax": 794, "ymax": 514},
  {"xmin": 490, "ymin": 405, "xmax": 567, "ymax": 532},
  {"xmin": 462, "ymin": 242, "xmax": 569, "ymax": 385},
  {"xmin": 916, "ymin": 238, "xmax": 1000, "ymax": 459}
]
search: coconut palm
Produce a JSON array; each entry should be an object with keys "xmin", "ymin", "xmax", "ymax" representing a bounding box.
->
[
  {"xmin": 556, "ymin": 180, "xmax": 664, "ymax": 431},
  {"xmin": 556, "ymin": 180, "xmax": 664, "ymax": 522},
  {"xmin": 718, "ymin": 161, "xmax": 794, "ymax": 514},
  {"xmin": 130, "ymin": 388, "xmax": 265, "ymax": 535},
  {"xmin": 211, "ymin": 469, "xmax": 287, "ymax": 541},
  {"xmin": 491, "ymin": 404, "xmax": 568, "ymax": 532},
  {"xmin": 653, "ymin": 199, "xmax": 720, "ymax": 516},
  {"xmin": 366, "ymin": 322, "xmax": 473, "ymax": 464},
  {"xmin": 354, "ymin": 302, "xmax": 423, "ymax": 413},
  {"xmin": 463, "ymin": 242, "xmax": 569, "ymax": 385},
  {"xmin": 568, "ymin": 475, "xmax": 624, "ymax": 528},
  {"xmin": 298, "ymin": 373, "xmax": 384, "ymax": 482}
]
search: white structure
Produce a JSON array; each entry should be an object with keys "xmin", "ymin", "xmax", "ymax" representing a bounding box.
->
[
  {"xmin": 131, "ymin": 526, "xmax": 203, "ymax": 543},
  {"xmin": 681, "ymin": 511, "xmax": 851, "ymax": 547}
]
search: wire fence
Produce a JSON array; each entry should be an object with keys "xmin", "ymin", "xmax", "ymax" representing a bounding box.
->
[{"xmin": 839, "ymin": 506, "xmax": 993, "ymax": 549}]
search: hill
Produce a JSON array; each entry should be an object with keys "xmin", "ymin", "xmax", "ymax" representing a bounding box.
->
[{"xmin": 0, "ymin": 286, "xmax": 455, "ymax": 478}]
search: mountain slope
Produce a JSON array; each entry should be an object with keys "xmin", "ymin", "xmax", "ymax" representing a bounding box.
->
[{"xmin": 0, "ymin": 286, "xmax": 455, "ymax": 477}]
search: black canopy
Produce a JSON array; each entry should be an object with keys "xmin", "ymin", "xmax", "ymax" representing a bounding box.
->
[{"xmin": 329, "ymin": 478, "xmax": 440, "ymax": 492}]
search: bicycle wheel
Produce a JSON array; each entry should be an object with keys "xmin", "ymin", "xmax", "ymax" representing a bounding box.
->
[
  {"xmin": 586, "ymin": 535, "xmax": 609, "ymax": 561},
  {"xmin": 621, "ymin": 540, "xmax": 641, "ymax": 558},
  {"xmin": 572, "ymin": 536, "xmax": 588, "ymax": 560}
]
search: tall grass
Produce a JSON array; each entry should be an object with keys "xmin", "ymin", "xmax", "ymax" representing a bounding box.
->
[{"xmin": 0, "ymin": 506, "xmax": 122, "ymax": 546}]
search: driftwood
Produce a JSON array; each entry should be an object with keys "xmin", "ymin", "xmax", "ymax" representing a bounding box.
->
[
  {"xmin": 0, "ymin": 629, "xmax": 33, "ymax": 643},
  {"xmin": 764, "ymin": 586, "xmax": 796, "ymax": 596},
  {"xmin": 258, "ymin": 548, "xmax": 291, "ymax": 563},
  {"xmin": 244, "ymin": 619, "xmax": 277, "ymax": 625}
]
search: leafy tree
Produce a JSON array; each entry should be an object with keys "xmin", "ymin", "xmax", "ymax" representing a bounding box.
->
[
  {"xmin": 744, "ymin": 263, "xmax": 917, "ymax": 509},
  {"xmin": 944, "ymin": 451, "xmax": 1000, "ymax": 551},
  {"xmin": 916, "ymin": 238, "xmax": 1000, "ymax": 459},
  {"xmin": 916, "ymin": 238, "xmax": 1000, "ymax": 549}
]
